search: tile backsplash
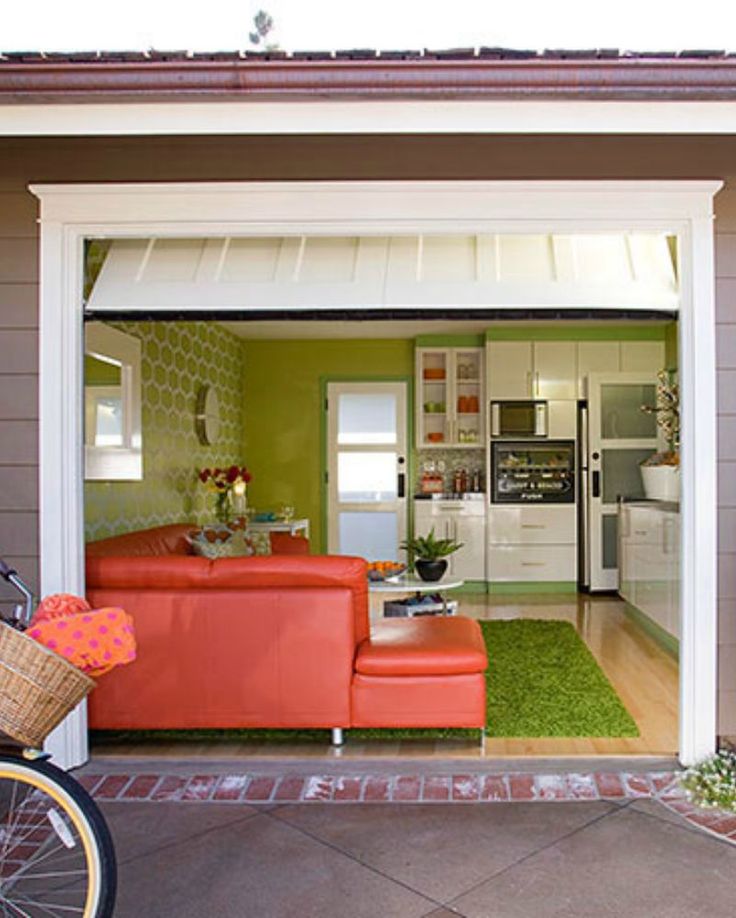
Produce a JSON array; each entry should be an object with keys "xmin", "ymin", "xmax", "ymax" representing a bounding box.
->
[{"xmin": 414, "ymin": 448, "xmax": 486, "ymax": 492}]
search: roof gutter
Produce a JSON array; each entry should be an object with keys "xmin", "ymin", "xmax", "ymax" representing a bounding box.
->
[{"xmin": 4, "ymin": 58, "xmax": 736, "ymax": 103}]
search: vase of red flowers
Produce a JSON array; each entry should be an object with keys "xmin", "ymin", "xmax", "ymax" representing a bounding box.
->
[{"xmin": 198, "ymin": 465, "xmax": 252, "ymax": 523}]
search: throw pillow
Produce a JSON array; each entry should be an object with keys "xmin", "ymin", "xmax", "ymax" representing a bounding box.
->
[
  {"xmin": 243, "ymin": 529, "xmax": 272, "ymax": 556},
  {"xmin": 187, "ymin": 526, "xmax": 254, "ymax": 560}
]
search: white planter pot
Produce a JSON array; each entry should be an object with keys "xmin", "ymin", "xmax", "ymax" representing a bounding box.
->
[{"xmin": 641, "ymin": 464, "xmax": 680, "ymax": 502}]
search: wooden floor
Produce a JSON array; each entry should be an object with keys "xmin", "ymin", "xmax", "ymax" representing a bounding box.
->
[{"xmin": 92, "ymin": 592, "xmax": 679, "ymax": 761}]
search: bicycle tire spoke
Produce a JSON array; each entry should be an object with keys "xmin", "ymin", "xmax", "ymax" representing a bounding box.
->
[
  {"xmin": 0, "ymin": 898, "xmax": 32, "ymax": 918},
  {"xmin": 0, "ymin": 757, "xmax": 113, "ymax": 917},
  {"xmin": 0, "ymin": 782, "xmax": 32, "ymax": 870},
  {"xmin": 6, "ymin": 894, "xmax": 84, "ymax": 915}
]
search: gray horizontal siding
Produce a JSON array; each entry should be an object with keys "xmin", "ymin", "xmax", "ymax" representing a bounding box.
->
[
  {"xmin": 715, "ymin": 192, "xmax": 736, "ymax": 734},
  {"xmin": 0, "ymin": 284, "xmax": 38, "ymax": 327},
  {"xmin": 0, "ymin": 194, "xmax": 38, "ymax": 604}
]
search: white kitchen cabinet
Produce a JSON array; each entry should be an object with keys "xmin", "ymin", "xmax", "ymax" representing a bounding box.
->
[
  {"xmin": 413, "ymin": 499, "xmax": 486, "ymax": 580},
  {"xmin": 618, "ymin": 501, "xmax": 679, "ymax": 641},
  {"xmin": 547, "ymin": 400, "xmax": 578, "ymax": 439},
  {"xmin": 620, "ymin": 340, "xmax": 665, "ymax": 372},
  {"xmin": 487, "ymin": 340, "xmax": 577, "ymax": 401},
  {"xmin": 486, "ymin": 341, "xmax": 533, "ymax": 399},
  {"xmin": 577, "ymin": 341, "xmax": 620, "ymax": 397},
  {"xmin": 488, "ymin": 505, "xmax": 576, "ymax": 545},
  {"xmin": 487, "ymin": 505, "xmax": 577, "ymax": 584},
  {"xmin": 534, "ymin": 341, "xmax": 577, "ymax": 399},
  {"xmin": 416, "ymin": 347, "xmax": 484, "ymax": 448},
  {"xmin": 487, "ymin": 544, "xmax": 577, "ymax": 582}
]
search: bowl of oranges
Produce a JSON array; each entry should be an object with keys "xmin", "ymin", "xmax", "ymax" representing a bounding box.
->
[{"xmin": 367, "ymin": 561, "xmax": 406, "ymax": 582}]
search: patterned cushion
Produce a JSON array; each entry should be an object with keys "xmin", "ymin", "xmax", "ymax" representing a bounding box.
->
[
  {"xmin": 243, "ymin": 530, "xmax": 272, "ymax": 556},
  {"xmin": 187, "ymin": 525, "xmax": 254, "ymax": 559}
]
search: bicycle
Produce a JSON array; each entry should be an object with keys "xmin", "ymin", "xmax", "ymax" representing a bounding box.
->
[{"xmin": 0, "ymin": 559, "xmax": 116, "ymax": 917}]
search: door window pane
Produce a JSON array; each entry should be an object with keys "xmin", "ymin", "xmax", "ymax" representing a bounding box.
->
[
  {"xmin": 338, "ymin": 452, "xmax": 397, "ymax": 502},
  {"xmin": 339, "ymin": 511, "xmax": 399, "ymax": 561},
  {"xmin": 601, "ymin": 384, "xmax": 657, "ymax": 439},
  {"xmin": 338, "ymin": 393, "xmax": 397, "ymax": 445},
  {"xmin": 602, "ymin": 449, "xmax": 653, "ymax": 504}
]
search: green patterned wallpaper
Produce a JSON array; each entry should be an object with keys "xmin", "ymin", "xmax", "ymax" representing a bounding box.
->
[{"xmin": 84, "ymin": 321, "xmax": 245, "ymax": 542}]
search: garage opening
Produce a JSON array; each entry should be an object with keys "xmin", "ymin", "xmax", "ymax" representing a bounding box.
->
[{"xmin": 80, "ymin": 230, "xmax": 682, "ymax": 759}]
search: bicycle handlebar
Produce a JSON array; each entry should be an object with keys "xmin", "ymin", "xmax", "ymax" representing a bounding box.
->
[
  {"xmin": 0, "ymin": 558, "xmax": 33, "ymax": 626},
  {"xmin": 0, "ymin": 560, "xmax": 16, "ymax": 582}
]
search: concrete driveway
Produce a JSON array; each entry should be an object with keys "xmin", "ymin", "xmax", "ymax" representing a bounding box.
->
[{"xmin": 101, "ymin": 796, "xmax": 736, "ymax": 917}]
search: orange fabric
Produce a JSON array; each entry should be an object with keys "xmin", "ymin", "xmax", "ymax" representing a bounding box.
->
[
  {"xmin": 86, "ymin": 524, "xmax": 194, "ymax": 558},
  {"xmin": 355, "ymin": 618, "xmax": 488, "ymax": 677},
  {"xmin": 29, "ymin": 606, "xmax": 136, "ymax": 678},
  {"xmin": 86, "ymin": 524, "xmax": 310, "ymax": 559},
  {"xmin": 269, "ymin": 532, "xmax": 310, "ymax": 555},
  {"xmin": 84, "ymin": 523, "xmax": 486, "ymax": 732},
  {"xmin": 351, "ymin": 672, "xmax": 487, "ymax": 728},
  {"xmin": 85, "ymin": 554, "xmax": 369, "ymax": 646},
  {"xmin": 33, "ymin": 593, "xmax": 91, "ymax": 621},
  {"xmin": 86, "ymin": 587, "xmax": 356, "ymax": 729}
]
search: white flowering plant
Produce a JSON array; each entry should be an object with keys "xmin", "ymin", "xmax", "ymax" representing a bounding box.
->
[{"xmin": 680, "ymin": 749, "xmax": 736, "ymax": 812}]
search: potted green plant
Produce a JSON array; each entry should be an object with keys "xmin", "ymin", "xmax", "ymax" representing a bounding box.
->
[{"xmin": 400, "ymin": 527, "xmax": 463, "ymax": 582}]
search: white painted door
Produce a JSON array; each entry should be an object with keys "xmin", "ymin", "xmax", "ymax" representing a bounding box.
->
[
  {"xmin": 326, "ymin": 382, "xmax": 408, "ymax": 561},
  {"xmin": 587, "ymin": 372, "xmax": 660, "ymax": 591}
]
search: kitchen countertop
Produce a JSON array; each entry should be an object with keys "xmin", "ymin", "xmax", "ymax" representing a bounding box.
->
[
  {"xmin": 413, "ymin": 492, "xmax": 485, "ymax": 501},
  {"xmin": 619, "ymin": 498, "xmax": 680, "ymax": 514}
]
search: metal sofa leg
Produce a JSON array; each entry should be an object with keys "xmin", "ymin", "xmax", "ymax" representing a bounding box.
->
[{"xmin": 331, "ymin": 727, "xmax": 345, "ymax": 747}]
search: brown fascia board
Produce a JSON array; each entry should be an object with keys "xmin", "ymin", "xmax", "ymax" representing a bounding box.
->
[{"xmin": 3, "ymin": 56, "xmax": 736, "ymax": 102}]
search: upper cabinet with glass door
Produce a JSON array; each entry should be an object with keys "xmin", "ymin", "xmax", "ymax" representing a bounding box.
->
[{"xmin": 416, "ymin": 347, "xmax": 485, "ymax": 448}]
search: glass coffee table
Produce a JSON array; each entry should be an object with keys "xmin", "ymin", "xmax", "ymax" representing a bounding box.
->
[{"xmin": 369, "ymin": 574, "xmax": 464, "ymax": 617}]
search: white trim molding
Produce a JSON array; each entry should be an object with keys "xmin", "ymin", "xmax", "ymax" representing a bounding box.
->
[
  {"xmin": 8, "ymin": 101, "xmax": 736, "ymax": 137},
  {"xmin": 30, "ymin": 179, "xmax": 721, "ymax": 768}
]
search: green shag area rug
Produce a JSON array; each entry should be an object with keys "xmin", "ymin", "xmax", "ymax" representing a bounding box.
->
[
  {"xmin": 91, "ymin": 618, "xmax": 638, "ymax": 747},
  {"xmin": 482, "ymin": 619, "xmax": 638, "ymax": 737}
]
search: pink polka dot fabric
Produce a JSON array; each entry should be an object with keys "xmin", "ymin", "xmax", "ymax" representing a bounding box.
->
[{"xmin": 30, "ymin": 594, "xmax": 136, "ymax": 677}]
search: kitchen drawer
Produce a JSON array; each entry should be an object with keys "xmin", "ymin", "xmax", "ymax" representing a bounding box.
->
[
  {"xmin": 488, "ymin": 506, "xmax": 576, "ymax": 545},
  {"xmin": 414, "ymin": 499, "xmax": 485, "ymax": 519},
  {"xmin": 487, "ymin": 544, "xmax": 577, "ymax": 582}
]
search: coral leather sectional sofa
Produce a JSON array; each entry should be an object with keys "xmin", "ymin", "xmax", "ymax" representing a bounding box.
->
[{"xmin": 85, "ymin": 525, "xmax": 488, "ymax": 736}]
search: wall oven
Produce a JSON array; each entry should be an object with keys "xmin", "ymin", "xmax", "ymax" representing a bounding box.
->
[
  {"xmin": 491, "ymin": 440, "xmax": 576, "ymax": 504},
  {"xmin": 490, "ymin": 400, "xmax": 548, "ymax": 439}
]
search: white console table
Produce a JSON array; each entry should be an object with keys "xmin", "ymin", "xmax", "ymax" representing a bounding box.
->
[{"xmin": 247, "ymin": 518, "xmax": 310, "ymax": 539}]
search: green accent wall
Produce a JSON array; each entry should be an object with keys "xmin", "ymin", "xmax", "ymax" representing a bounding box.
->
[
  {"xmin": 242, "ymin": 340, "xmax": 414, "ymax": 553},
  {"xmin": 484, "ymin": 324, "xmax": 668, "ymax": 341},
  {"xmin": 84, "ymin": 321, "xmax": 245, "ymax": 541}
]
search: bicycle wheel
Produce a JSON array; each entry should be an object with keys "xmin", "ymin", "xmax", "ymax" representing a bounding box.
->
[{"xmin": 0, "ymin": 755, "xmax": 116, "ymax": 917}]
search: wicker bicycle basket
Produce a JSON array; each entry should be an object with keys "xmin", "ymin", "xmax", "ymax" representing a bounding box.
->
[{"xmin": 0, "ymin": 620, "xmax": 95, "ymax": 748}]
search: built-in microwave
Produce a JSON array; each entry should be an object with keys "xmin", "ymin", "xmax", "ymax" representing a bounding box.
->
[{"xmin": 490, "ymin": 400, "xmax": 548, "ymax": 439}]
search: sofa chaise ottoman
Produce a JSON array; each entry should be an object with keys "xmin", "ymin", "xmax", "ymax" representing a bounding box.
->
[{"xmin": 85, "ymin": 524, "xmax": 488, "ymax": 738}]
